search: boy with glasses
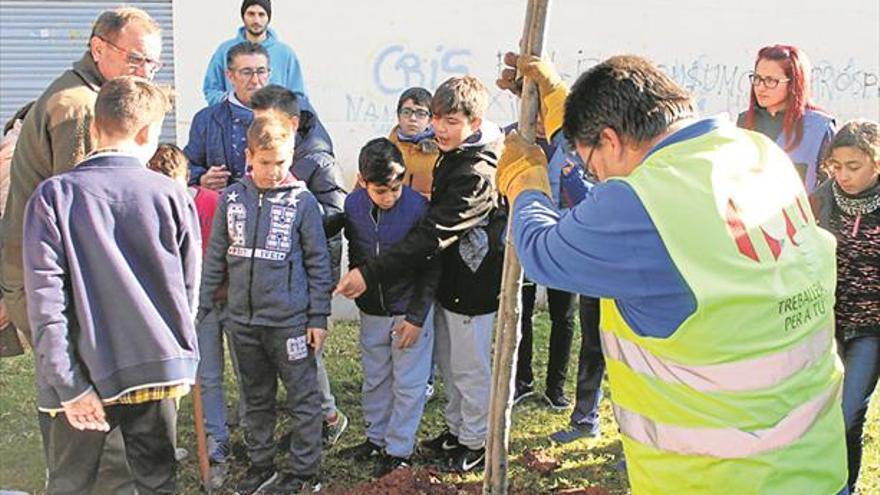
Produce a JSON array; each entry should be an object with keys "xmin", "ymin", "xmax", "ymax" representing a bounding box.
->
[{"xmin": 388, "ymin": 87, "xmax": 439, "ymax": 198}]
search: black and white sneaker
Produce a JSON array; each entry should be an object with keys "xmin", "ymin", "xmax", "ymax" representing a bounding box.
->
[
  {"xmin": 257, "ymin": 473, "xmax": 322, "ymax": 494},
  {"xmin": 322, "ymin": 411, "xmax": 349, "ymax": 447},
  {"xmin": 512, "ymin": 380, "xmax": 535, "ymax": 406},
  {"xmin": 543, "ymin": 391, "xmax": 572, "ymax": 411},
  {"xmin": 449, "ymin": 445, "xmax": 485, "ymax": 473},
  {"xmin": 339, "ymin": 439, "xmax": 383, "ymax": 460},
  {"xmin": 373, "ymin": 454, "xmax": 411, "ymax": 478},
  {"xmin": 419, "ymin": 429, "xmax": 460, "ymax": 455},
  {"xmin": 234, "ymin": 464, "xmax": 277, "ymax": 495}
]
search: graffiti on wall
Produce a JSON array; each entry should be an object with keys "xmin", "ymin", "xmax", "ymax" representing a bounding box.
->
[{"xmin": 344, "ymin": 44, "xmax": 879, "ymax": 132}]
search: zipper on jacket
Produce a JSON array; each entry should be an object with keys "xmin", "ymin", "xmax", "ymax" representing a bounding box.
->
[
  {"xmin": 247, "ymin": 192, "xmax": 264, "ymax": 323},
  {"xmin": 370, "ymin": 207, "xmax": 387, "ymax": 314}
]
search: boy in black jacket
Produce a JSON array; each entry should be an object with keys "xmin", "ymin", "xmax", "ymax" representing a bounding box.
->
[{"xmin": 336, "ymin": 76, "xmax": 504, "ymax": 473}]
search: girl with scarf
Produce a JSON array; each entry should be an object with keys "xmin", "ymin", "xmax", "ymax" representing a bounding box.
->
[{"xmin": 810, "ymin": 119, "xmax": 880, "ymax": 493}]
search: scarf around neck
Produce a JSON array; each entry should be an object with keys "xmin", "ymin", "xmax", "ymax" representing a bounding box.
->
[
  {"xmin": 396, "ymin": 126, "xmax": 434, "ymax": 144},
  {"xmin": 832, "ymin": 180, "xmax": 880, "ymax": 216}
]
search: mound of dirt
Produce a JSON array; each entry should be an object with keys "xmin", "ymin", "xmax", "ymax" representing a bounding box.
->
[
  {"xmin": 326, "ymin": 467, "xmax": 481, "ymax": 495},
  {"xmin": 519, "ymin": 448, "xmax": 560, "ymax": 475}
]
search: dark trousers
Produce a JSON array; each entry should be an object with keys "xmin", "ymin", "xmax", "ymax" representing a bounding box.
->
[
  {"xmin": 839, "ymin": 333, "xmax": 880, "ymax": 491},
  {"xmin": 570, "ymin": 296, "xmax": 605, "ymax": 430},
  {"xmin": 516, "ymin": 281, "xmax": 577, "ymax": 396},
  {"xmin": 44, "ymin": 399, "xmax": 177, "ymax": 495},
  {"xmin": 228, "ymin": 322, "xmax": 322, "ymax": 477}
]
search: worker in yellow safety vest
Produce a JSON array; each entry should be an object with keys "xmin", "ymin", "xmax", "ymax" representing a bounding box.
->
[{"xmin": 495, "ymin": 53, "xmax": 848, "ymax": 494}]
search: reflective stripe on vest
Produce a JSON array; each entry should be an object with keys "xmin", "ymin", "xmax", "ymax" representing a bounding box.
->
[
  {"xmin": 600, "ymin": 326, "xmax": 832, "ymax": 393},
  {"xmin": 613, "ymin": 380, "xmax": 839, "ymax": 458}
]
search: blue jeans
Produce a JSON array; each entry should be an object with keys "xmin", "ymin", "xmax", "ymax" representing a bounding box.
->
[
  {"xmin": 196, "ymin": 306, "xmax": 230, "ymax": 446},
  {"xmin": 570, "ymin": 296, "xmax": 605, "ymax": 433},
  {"xmin": 840, "ymin": 333, "xmax": 880, "ymax": 492}
]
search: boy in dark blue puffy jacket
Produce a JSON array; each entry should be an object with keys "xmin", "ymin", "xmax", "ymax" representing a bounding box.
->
[
  {"xmin": 199, "ymin": 114, "xmax": 331, "ymax": 494},
  {"xmin": 340, "ymin": 138, "xmax": 439, "ymax": 476}
]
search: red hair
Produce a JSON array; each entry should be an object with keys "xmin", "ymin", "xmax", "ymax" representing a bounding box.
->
[{"xmin": 743, "ymin": 44, "xmax": 820, "ymax": 151}]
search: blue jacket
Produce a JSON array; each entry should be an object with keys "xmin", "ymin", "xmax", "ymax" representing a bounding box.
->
[
  {"xmin": 23, "ymin": 153, "xmax": 201, "ymax": 410},
  {"xmin": 203, "ymin": 27, "xmax": 307, "ymax": 105},
  {"xmin": 199, "ymin": 173, "xmax": 332, "ymax": 330},
  {"xmin": 183, "ymin": 95, "xmax": 253, "ymax": 187},
  {"xmin": 344, "ymin": 187, "xmax": 439, "ymax": 326}
]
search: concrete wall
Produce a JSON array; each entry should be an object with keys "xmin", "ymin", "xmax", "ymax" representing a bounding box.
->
[{"xmin": 172, "ymin": 0, "xmax": 880, "ymax": 318}]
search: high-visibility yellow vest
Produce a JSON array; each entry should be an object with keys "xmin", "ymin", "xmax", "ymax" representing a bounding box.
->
[{"xmin": 600, "ymin": 124, "xmax": 847, "ymax": 494}]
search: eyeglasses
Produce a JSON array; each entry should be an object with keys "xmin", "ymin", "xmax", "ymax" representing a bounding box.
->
[
  {"xmin": 748, "ymin": 73, "xmax": 790, "ymax": 89},
  {"xmin": 399, "ymin": 107, "xmax": 430, "ymax": 119},
  {"xmin": 233, "ymin": 67, "xmax": 271, "ymax": 79},
  {"xmin": 98, "ymin": 36, "xmax": 163, "ymax": 74},
  {"xmin": 584, "ymin": 145, "xmax": 597, "ymax": 173}
]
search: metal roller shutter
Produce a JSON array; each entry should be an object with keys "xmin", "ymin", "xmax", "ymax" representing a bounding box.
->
[{"xmin": 0, "ymin": 0, "xmax": 177, "ymax": 142}]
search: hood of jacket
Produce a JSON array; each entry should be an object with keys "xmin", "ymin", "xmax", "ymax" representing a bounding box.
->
[
  {"xmin": 294, "ymin": 96, "xmax": 334, "ymax": 160},
  {"xmin": 441, "ymin": 120, "xmax": 503, "ymax": 166},
  {"xmin": 241, "ymin": 171, "xmax": 301, "ymax": 193},
  {"xmin": 233, "ymin": 26, "xmax": 281, "ymax": 48}
]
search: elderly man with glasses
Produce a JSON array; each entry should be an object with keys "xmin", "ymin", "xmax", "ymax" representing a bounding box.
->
[
  {"xmin": 0, "ymin": 7, "xmax": 164, "ymax": 493},
  {"xmin": 185, "ymin": 41, "xmax": 271, "ymax": 191}
]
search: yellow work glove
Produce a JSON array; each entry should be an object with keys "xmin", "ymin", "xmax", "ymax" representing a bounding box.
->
[
  {"xmin": 496, "ymin": 52, "xmax": 569, "ymax": 139},
  {"xmin": 496, "ymin": 132, "xmax": 551, "ymax": 205}
]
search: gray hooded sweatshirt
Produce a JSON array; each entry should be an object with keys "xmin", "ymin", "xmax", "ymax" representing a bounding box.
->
[{"xmin": 199, "ymin": 173, "xmax": 332, "ymax": 330}]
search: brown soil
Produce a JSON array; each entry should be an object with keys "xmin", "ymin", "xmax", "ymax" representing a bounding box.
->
[
  {"xmin": 519, "ymin": 448, "xmax": 560, "ymax": 475},
  {"xmin": 324, "ymin": 467, "xmax": 481, "ymax": 495}
]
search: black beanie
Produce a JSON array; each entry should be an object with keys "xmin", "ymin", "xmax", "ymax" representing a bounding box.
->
[{"xmin": 241, "ymin": 0, "xmax": 271, "ymax": 21}]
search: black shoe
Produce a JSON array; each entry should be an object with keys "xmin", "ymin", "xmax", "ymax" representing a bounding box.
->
[
  {"xmin": 339, "ymin": 439, "xmax": 383, "ymax": 460},
  {"xmin": 420, "ymin": 429, "xmax": 460, "ymax": 455},
  {"xmin": 235, "ymin": 464, "xmax": 277, "ymax": 495},
  {"xmin": 449, "ymin": 445, "xmax": 485, "ymax": 473},
  {"xmin": 322, "ymin": 411, "xmax": 349, "ymax": 447},
  {"xmin": 512, "ymin": 380, "xmax": 535, "ymax": 406},
  {"xmin": 543, "ymin": 391, "xmax": 571, "ymax": 411},
  {"xmin": 373, "ymin": 454, "xmax": 411, "ymax": 478},
  {"xmin": 257, "ymin": 473, "xmax": 322, "ymax": 494}
]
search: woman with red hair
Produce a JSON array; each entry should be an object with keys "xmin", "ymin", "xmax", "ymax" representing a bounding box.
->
[{"xmin": 738, "ymin": 44, "xmax": 836, "ymax": 193}]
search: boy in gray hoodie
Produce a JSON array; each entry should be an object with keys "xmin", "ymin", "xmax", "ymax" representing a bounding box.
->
[{"xmin": 198, "ymin": 113, "xmax": 332, "ymax": 494}]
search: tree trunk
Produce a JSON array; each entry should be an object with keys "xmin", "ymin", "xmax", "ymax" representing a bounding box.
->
[{"xmin": 483, "ymin": 1, "xmax": 551, "ymax": 493}]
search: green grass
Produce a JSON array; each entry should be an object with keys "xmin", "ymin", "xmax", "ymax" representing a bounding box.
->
[{"xmin": 1, "ymin": 314, "xmax": 877, "ymax": 494}]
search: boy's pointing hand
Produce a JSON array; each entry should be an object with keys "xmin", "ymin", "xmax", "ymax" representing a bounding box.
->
[{"xmin": 333, "ymin": 268, "xmax": 367, "ymax": 299}]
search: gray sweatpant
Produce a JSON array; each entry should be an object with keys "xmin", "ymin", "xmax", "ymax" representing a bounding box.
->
[
  {"xmin": 360, "ymin": 309, "xmax": 434, "ymax": 458},
  {"xmin": 433, "ymin": 306, "xmax": 495, "ymax": 449},
  {"xmin": 227, "ymin": 322, "xmax": 322, "ymax": 476},
  {"xmin": 316, "ymin": 334, "xmax": 337, "ymax": 418}
]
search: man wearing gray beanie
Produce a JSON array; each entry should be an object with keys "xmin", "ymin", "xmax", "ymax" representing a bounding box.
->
[{"xmin": 203, "ymin": 0, "xmax": 306, "ymax": 105}]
